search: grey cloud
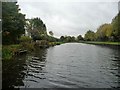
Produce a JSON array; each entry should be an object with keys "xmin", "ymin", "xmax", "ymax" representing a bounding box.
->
[{"xmin": 18, "ymin": 1, "xmax": 118, "ymax": 38}]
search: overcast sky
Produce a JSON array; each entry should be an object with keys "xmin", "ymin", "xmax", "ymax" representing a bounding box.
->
[{"xmin": 18, "ymin": 0, "xmax": 119, "ymax": 38}]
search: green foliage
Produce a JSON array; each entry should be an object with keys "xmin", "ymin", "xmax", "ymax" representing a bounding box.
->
[
  {"xmin": 84, "ymin": 30, "xmax": 95, "ymax": 41},
  {"xmin": 2, "ymin": 45, "xmax": 20, "ymax": 60},
  {"xmin": 94, "ymin": 12, "xmax": 120, "ymax": 42},
  {"xmin": 2, "ymin": 47, "xmax": 12, "ymax": 60},
  {"xmin": 60, "ymin": 35, "xmax": 76, "ymax": 42},
  {"xmin": 25, "ymin": 18, "xmax": 59, "ymax": 42},
  {"xmin": 96, "ymin": 24, "xmax": 112, "ymax": 41},
  {"xmin": 2, "ymin": 2, "xmax": 25, "ymax": 45},
  {"xmin": 83, "ymin": 12, "xmax": 120, "ymax": 42},
  {"xmin": 81, "ymin": 41, "xmax": 120, "ymax": 45},
  {"xmin": 20, "ymin": 42, "xmax": 35, "ymax": 51},
  {"xmin": 60, "ymin": 36, "xmax": 65, "ymax": 42},
  {"xmin": 19, "ymin": 36, "xmax": 32, "ymax": 42},
  {"xmin": 25, "ymin": 18, "xmax": 47, "ymax": 41},
  {"xmin": 77, "ymin": 35, "xmax": 84, "ymax": 41},
  {"xmin": 35, "ymin": 40, "xmax": 48, "ymax": 45},
  {"xmin": 111, "ymin": 12, "xmax": 120, "ymax": 41},
  {"xmin": 48, "ymin": 42, "xmax": 63, "ymax": 46},
  {"xmin": 47, "ymin": 36, "xmax": 59, "ymax": 42}
]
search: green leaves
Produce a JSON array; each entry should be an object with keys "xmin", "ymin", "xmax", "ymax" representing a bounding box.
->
[
  {"xmin": 84, "ymin": 11, "xmax": 120, "ymax": 42},
  {"xmin": 25, "ymin": 18, "xmax": 47, "ymax": 41},
  {"xmin": 77, "ymin": 35, "xmax": 83, "ymax": 41},
  {"xmin": 96, "ymin": 24, "xmax": 112, "ymax": 41},
  {"xmin": 2, "ymin": 2, "xmax": 25, "ymax": 45},
  {"xmin": 111, "ymin": 12, "xmax": 120, "ymax": 41},
  {"xmin": 84, "ymin": 30, "xmax": 95, "ymax": 41}
]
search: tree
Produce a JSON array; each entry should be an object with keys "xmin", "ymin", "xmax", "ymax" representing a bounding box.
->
[
  {"xmin": 60, "ymin": 35, "xmax": 76, "ymax": 42},
  {"xmin": 84, "ymin": 30, "xmax": 95, "ymax": 41},
  {"xmin": 71, "ymin": 36, "xmax": 76, "ymax": 42},
  {"xmin": 25, "ymin": 18, "xmax": 47, "ymax": 41},
  {"xmin": 96, "ymin": 23, "xmax": 112, "ymax": 41},
  {"xmin": 77, "ymin": 35, "xmax": 84, "ymax": 41},
  {"xmin": 2, "ymin": 2, "xmax": 25, "ymax": 44},
  {"xmin": 49, "ymin": 31, "xmax": 54, "ymax": 36},
  {"xmin": 60, "ymin": 36, "xmax": 65, "ymax": 42},
  {"xmin": 95, "ymin": 12, "xmax": 120, "ymax": 41},
  {"xmin": 111, "ymin": 12, "xmax": 120, "ymax": 41}
]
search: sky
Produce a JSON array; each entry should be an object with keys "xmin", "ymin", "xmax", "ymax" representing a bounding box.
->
[{"xmin": 18, "ymin": 0, "xmax": 119, "ymax": 38}]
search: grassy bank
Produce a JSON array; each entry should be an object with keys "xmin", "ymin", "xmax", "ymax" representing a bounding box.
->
[
  {"xmin": 80, "ymin": 41, "xmax": 120, "ymax": 46},
  {"xmin": 2, "ymin": 44, "xmax": 21, "ymax": 60},
  {"xmin": 2, "ymin": 41, "xmax": 63, "ymax": 60},
  {"xmin": 48, "ymin": 42, "xmax": 64, "ymax": 46}
]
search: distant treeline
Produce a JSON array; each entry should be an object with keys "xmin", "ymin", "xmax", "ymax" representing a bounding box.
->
[{"xmin": 2, "ymin": 2, "xmax": 120, "ymax": 45}]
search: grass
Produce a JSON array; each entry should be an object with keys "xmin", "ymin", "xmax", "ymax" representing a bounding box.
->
[
  {"xmin": 48, "ymin": 42, "xmax": 64, "ymax": 46},
  {"xmin": 20, "ymin": 42, "xmax": 35, "ymax": 51},
  {"xmin": 2, "ymin": 43, "xmax": 35, "ymax": 60},
  {"xmin": 2, "ymin": 44, "xmax": 21, "ymax": 60},
  {"xmin": 2, "ymin": 41, "xmax": 64, "ymax": 60},
  {"xmin": 80, "ymin": 41, "xmax": 120, "ymax": 46}
]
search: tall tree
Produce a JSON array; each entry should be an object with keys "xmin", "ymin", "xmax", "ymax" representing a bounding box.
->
[
  {"xmin": 2, "ymin": 2, "xmax": 25, "ymax": 44},
  {"xmin": 96, "ymin": 23, "xmax": 112, "ymax": 41},
  {"xmin": 111, "ymin": 12, "xmax": 120, "ymax": 41},
  {"xmin": 25, "ymin": 18, "xmax": 47, "ymax": 41}
]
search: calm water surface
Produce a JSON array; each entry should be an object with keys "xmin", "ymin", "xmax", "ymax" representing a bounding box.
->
[{"xmin": 3, "ymin": 43, "xmax": 120, "ymax": 88}]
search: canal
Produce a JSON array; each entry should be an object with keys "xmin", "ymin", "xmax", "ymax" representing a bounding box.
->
[{"xmin": 2, "ymin": 43, "xmax": 120, "ymax": 88}]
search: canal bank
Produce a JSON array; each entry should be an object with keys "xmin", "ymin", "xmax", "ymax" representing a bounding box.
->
[
  {"xmin": 79, "ymin": 41, "xmax": 120, "ymax": 46},
  {"xmin": 2, "ymin": 41, "xmax": 63, "ymax": 60}
]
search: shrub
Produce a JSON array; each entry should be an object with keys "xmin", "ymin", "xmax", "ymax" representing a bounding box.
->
[
  {"xmin": 2, "ymin": 45, "xmax": 20, "ymax": 60},
  {"xmin": 20, "ymin": 42, "xmax": 35, "ymax": 51},
  {"xmin": 19, "ymin": 36, "xmax": 32, "ymax": 42},
  {"xmin": 2, "ymin": 47, "xmax": 12, "ymax": 60}
]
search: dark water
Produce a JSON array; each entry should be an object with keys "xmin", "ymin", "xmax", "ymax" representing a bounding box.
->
[{"xmin": 2, "ymin": 43, "xmax": 120, "ymax": 88}]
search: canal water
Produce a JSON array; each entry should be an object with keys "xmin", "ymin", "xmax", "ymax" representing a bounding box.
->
[{"xmin": 2, "ymin": 43, "xmax": 120, "ymax": 88}]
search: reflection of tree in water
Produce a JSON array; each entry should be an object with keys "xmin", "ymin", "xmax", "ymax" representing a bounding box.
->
[
  {"xmin": 2, "ymin": 55, "xmax": 27, "ymax": 88},
  {"xmin": 107, "ymin": 46, "xmax": 120, "ymax": 88},
  {"xmin": 2, "ymin": 48, "xmax": 48, "ymax": 88},
  {"xmin": 32, "ymin": 48, "xmax": 47, "ymax": 62},
  {"xmin": 108, "ymin": 46, "xmax": 120, "ymax": 88},
  {"xmin": 88, "ymin": 45, "xmax": 120, "ymax": 88}
]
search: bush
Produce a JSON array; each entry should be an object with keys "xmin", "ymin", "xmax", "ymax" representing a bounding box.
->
[
  {"xmin": 20, "ymin": 42, "xmax": 35, "ymax": 51},
  {"xmin": 2, "ymin": 47, "xmax": 12, "ymax": 60},
  {"xmin": 2, "ymin": 45, "xmax": 20, "ymax": 60},
  {"xmin": 19, "ymin": 36, "xmax": 32, "ymax": 42}
]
